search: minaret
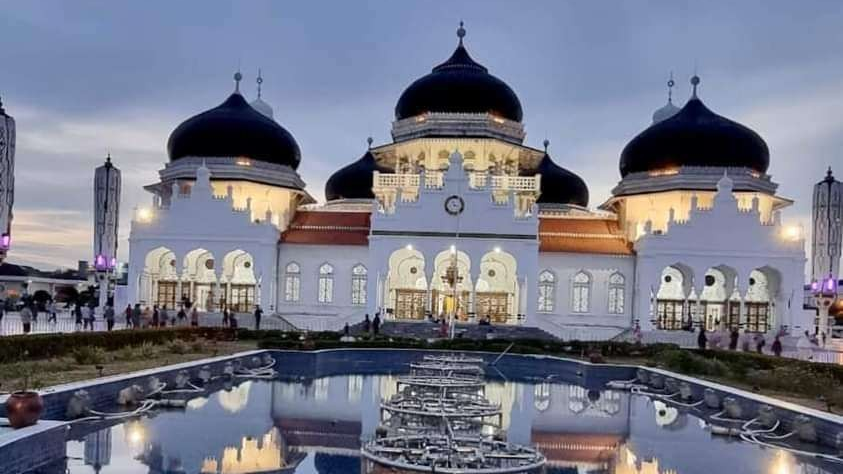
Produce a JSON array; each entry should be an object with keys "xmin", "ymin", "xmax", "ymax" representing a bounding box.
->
[
  {"xmin": 93, "ymin": 154, "xmax": 122, "ymax": 309},
  {"xmin": 812, "ymin": 167, "xmax": 842, "ymax": 282},
  {"xmin": 0, "ymin": 94, "xmax": 15, "ymax": 263}
]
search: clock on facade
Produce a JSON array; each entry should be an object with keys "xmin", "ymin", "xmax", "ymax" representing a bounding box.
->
[{"xmin": 444, "ymin": 195, "xmax": 465, "ymax": 215}]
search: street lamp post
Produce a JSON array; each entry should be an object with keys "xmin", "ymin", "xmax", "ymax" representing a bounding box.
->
[{"xmin": 811, "ymin": 274, "xmax": 838, "ymax": 338}]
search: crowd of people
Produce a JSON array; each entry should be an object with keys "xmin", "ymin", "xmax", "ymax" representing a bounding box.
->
[{"xmin": 694, "ymin": 325, "xmax": 830, "ymax": 360}]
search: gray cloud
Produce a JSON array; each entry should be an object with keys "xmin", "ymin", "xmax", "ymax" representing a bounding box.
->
[{"xmin": 1, "ymin": 0, "xmax": 842, "ymax": 271}]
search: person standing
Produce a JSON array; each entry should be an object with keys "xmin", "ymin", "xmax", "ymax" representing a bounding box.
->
[
  {"xmin": 152, "ymin": 305, "xmax": 160, "ymax": 328},
  {"xmin": 222, "ymin": 306, "xmax": 230, "ymax": 327},
  {"xmin": 132, "ymin": 304, "xmax": 142, "ymax": 329},
  {"xmin": 728, "ymin": 327, "xmax": 739, "ymax": 350},
  {"xmin": 372, "ymin": 312, "xmax": 381, "ymax": 335},
  {"xmin": 47, "ymin": 299, "xmax": 57, "ymax": 323},
  {"xmin": 74, "ymin": 302, "xmax": 83, "ymax": 330},
  {"xmin": 159, "ymin": 305, "xmax": 169, "ymax": 327},
  {"xmin": 124, "ymin": 304, "xmax": 133, "ymax": 328},
  {"xmin": 177, "ymin": 306, "xmax": 187, "ymax": 326},
  {"xmin": 104, "ymin": 304, "xmax": 115, "ymax": 331},
  {"xmin": 363, "ymin": 314, "xmax": 371, "ymax": 333},
  {"xmin": 253, "ymin": 305, "xmax": 263, "ymax": 330},
  {"xmin": 697, "ymin": 327, "xmax": 707, "ymax": 350},
  {"xmin": 771, "ymin": 335, "xmax": 783, "ymax": 357},
  {"xmin": 190, "ymin": 306, "xmax": 199, "ymax": 327},
  {"xmin": 755, "ymin": 334, "xmax": 766, "ymax": 354},
  {"xmin": 85, "ymin": 305, "xmax": 96, "ymax": 330},
  {"xmin": 20, "ymin": 304, "xmax": 32, "ymax": 334}
]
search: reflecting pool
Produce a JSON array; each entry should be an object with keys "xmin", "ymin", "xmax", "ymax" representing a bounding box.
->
[{"xmin": 65, "ymin": 376, "xmax": 838, "ymax": 474}]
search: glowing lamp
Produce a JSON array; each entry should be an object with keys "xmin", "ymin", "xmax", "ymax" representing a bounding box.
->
[
  {"xmin": 783, "ymin": 226, "xmax": 800, "ymax": 241},
  {"xmin": 136, "ymin": 207, "xmax": 152, "ymax": 222}
]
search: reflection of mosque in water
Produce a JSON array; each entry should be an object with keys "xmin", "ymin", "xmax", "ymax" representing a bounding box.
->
[{"xmin": 111, "ymin": 376, "xmax": 834, "ymax": 474}]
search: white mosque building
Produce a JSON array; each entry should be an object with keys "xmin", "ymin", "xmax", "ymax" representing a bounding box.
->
[{"xmin": 127, "ymin": 24, "xmax": 811, "ymax": 339}]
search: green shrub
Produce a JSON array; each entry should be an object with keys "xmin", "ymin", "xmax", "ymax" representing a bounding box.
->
[
  {"xmin": 70, "ymin": 346, "xmax": 106, "ymax": 365},
  {"xmin": 167, "ymin": 339, "xmax": 190, "ymax": 355},
  {"xmin": 0, "ymin": 328, "xmax": 234, "ymax": 364}
]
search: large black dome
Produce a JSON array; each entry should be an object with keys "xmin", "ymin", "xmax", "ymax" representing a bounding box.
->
[
  {"xmin": 167, "ymin": 91, "xmax": 301, "ymax": 169},
  {"xmin": 522, "ymin": 147, "xmax": 589, "ymax": 207},
  {"xmin": 395, "ymin": 24, "xmax": 523, "ymax": 122},
  {"xmin": 325, "ymin": 144, "xmax": 390, "ymax": 201},
  {"xmin": 620, "ymin": 80, "xmax": 769, "ymax": 177}
]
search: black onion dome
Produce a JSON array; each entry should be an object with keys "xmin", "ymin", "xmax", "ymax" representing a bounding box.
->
[
  {"xmin": 167, "ymin": 92, "xmax": 301, "ymax": 169},
  {"xmin": 325, "ymin": 147, "xmax": 390, "ymax": 201},
  {"xmin": 620, "ymin": 85, "xmax": 769, "ymax": 177},
  {"xmin": 395, "ymin": 26, "xmax": 523, "ymax": 122},
  {"xmin": 522, "ymin": 151, "xmax": 589, "ymax": 207}
]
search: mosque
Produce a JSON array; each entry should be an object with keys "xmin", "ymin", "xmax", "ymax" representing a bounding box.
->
[{"xmin": 127, "ymin": 24, "xmax": 812, "ymax": 339}]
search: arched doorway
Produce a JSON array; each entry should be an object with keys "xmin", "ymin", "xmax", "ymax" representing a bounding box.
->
[
  {"xmin": 182, "ymin": 248, "xmax": 217, "ymax": 311},
  {"xmin": 431, "ymin": 249, "xmax": 472, "ymax": 321},
  {"xmin": 744, "ymin": 268, "xmax": 776, "ymax": 333},
  {"xmin": 655, "ymin": 265, "xmax": 691, "ymax": 330},
  {"xmin": 142, "ymin": 247, "xmax": 178, "ymax": 309},
  {"xmin": 222, "ymin": 250, "xmax": 257, "ymax": 313},
  {"xmin": 386, "ymin": 247, "xmax": 427, "ymax": 320},
  {"xmin": 475, "ymin": 250, "xmax": 517, "ymax": 323},
  {"xmin": 697, "ymin": 267, "xmax": 736, "ymax": 331}
]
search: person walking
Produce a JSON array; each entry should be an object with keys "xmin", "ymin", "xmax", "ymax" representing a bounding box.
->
[
  {"xmin": 363, "ymin": 314, "xmax": 371, "ymax": 333},
  {"xmin": 372, "ymin": 312, "xmax": 381, "ymax": 335},
  {"xmin": 124, "ymin": 304, "xmax": 133, "ymax": 328},
  {"xmin": 104, "ymin": 304, "xmax": 115, "ymax": 331},
  {"xmin": 85, "ymin": 305, "xmax": 96, "ymax": 330},
  {"xmin": 20, "ymin": 304, "xmax": 33, "ymax": 334},
  {"xmin": 697, "ymin": 327, "xmax": 707, "ymax": 350},
  {"xmin": 190, "ymin": 306, "xmax": 199, "ymax": 327},
  {"xmin": 177, "ymin": 306, "xmax": 187, "ymax": 326},
  {"xmin": 152, "ymin": 305, "xmax": 160, "ymax": 328},
  {"xmin": 771, "ymin": 335, "xmax": 783, "ymax": 357},
  {"xmin": 222, "ymin": 306, "xmax": 230, "ymax": 327},
  {"xmin": 47, "ymin": 300, "xmax": 58, "ymax": 324},
  {"xmin": 253, "ymin": 305, "xmax": 263, "ymax": 330}
]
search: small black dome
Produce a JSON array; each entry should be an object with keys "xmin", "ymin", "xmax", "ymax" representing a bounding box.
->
[
  {"xmin": 522, "ymin": 152, "xmax": 589, "ymax": 207},
  {"xmin": 620, "ymin": 92, "xmax": 769, "ymax": 177},
  {"xmin": 167, "ymin": 92, "xmax": 301, "ymax": 169},
  {"xmin": 395, "ymin": 28, "xmax": 522, "ymax": 122},
  {"xmin": 325, "ymin": 148, "xmax": 390, "ymax": 201}
]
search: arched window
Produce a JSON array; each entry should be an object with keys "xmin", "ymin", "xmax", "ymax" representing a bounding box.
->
[
  {"xmin": 538, "ymin": 270, "xmax": 556, "ymax": 313},
  {"xmin": 351, "ymin": 264, "xmax": 367, "ymax": 305},
  {"xmin": 608, "ymin": 272, "xmax": 625, "ymax": 314},
  {"xmin": 572, "ymin": 271, "xmax": 591, "ymax": 313},
  {"xmin": 284, "ymin": 262, "xmax": 301, "ymax": 302},
  {"xmin": 318, "ymin": 263, "xmax": 334, "ymax": 303}
]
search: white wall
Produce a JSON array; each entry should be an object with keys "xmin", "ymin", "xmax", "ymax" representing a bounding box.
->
[{"xmin": 276, "ymin": 243, "xmax": 370, "ymax": 331}]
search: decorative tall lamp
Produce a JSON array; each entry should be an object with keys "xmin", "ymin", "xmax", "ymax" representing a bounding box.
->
[
  {"xmin": 811, "ymin": 274, "xmax": 838, "ymax": 337},
  {"xmin": 0, "ymin": 95, "xmax": 15, "ymax": 264},
  {"xmin": 93, "ymin": 154, "xmax": 121, "ymax": 311}
]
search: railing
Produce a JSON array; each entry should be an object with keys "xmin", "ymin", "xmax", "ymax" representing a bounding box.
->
[{"xmin": 374, "ymin": 171, "xmax": 539, "ymax": 193}]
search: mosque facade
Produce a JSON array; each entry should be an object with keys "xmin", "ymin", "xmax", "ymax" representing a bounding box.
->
[{"xmin": 127, "ymin": 25, "xmax": 813, "ymax": 339}]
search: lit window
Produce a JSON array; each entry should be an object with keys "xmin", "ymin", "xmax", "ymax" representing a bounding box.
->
[
  {"xmin": 284, "ymin": 262, "xmax": 300, "ymax": 302},
  {"xmin": 608, "ymin": 272, "xmax": 625, "ymax": 314},
  {"xmin": 538, "ymin": 270, "xmax": 556, "ymax": 313},
  {"xmin": 351, "ymin": 264, "xmax": 367, "ymax": 305},
  {"xmin": 572, "ymin": 271, "xmax": 591, "ymax": 313},
  {"xmin": 318, "ymin": 263, "xmax": 334, "ymax": 303}
]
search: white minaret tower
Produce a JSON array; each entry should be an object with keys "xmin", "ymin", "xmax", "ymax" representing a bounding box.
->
[
  {"xmin": 93, "ymin": 154, "xmax": 121, "ymax": 309},
  {"xmin": 0, "ymin": 94, "xmax": 15, "ymax": 263},
  {"xmin": 811, "ymin": 167, "xmax": 842, "ymax": 282}
]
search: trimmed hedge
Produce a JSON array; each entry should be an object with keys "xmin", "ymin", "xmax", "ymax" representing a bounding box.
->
[{"xmin": 0, "ymin": 327, "xmax": 235, "ymax": 364}]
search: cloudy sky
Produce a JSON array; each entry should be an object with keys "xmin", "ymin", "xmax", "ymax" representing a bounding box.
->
[{"xmin": 1, "ymin": 0, "xmax": 842, "ymax": 270}]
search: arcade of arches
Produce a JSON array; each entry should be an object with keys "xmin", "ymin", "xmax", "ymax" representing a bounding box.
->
[
  {"xmin": 653, "ymin": 265, "xmax": 779, "ymax": 333},
  {"xmin": 382, "ymin": 247, "xmax": 521, "ymax": 323},
  {"xmin": 139, "ymin": 247, "xmax": 259, "ymax": 312}
]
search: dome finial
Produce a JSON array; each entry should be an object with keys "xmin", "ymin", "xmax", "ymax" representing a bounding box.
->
[
  {"xmin": 256, "ymin": 68, "xmax": 263, "ymax": 99},
  {"xmin": 690, "ymin": 74, "xmax": 700, "ymax": 99},
  {"xmin": 543, "ymin": 139, "xmax": 550, "ymax": 152},
  {"xmin": 234, "ymin": 69, "xmax": 243, "ymax": 94},
  {"xmin": 457, "ymin": 20, "xmax": 466, "ymax": 45},
  {"xmin": 367, "ymin": 136, "xmax": 373, "ymax": 149},
  {"xmin": 827, "ymin": 166, "xmax": 835, "ymax": 181},
  {"xmin": 667, "ymin": 72, "xmax": 675, "ymax": 104}
]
